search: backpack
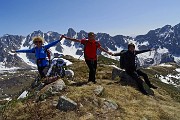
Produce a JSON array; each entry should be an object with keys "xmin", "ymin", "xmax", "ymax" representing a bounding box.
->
[
  {"xmin": 119, "ymin": 50, "xmax": 127, "ymax": 69},
  {"xmin": 46, "ymin": 49, "xmax": 51, "ymax": 60}
]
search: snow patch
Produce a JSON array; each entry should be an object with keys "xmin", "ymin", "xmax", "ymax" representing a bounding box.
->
[
  {"xmin": 159, "ymin": 74, "xmax": 180, "ymax": 87},
  {"xmin": 175, "ymin": 68, "xmax": 180, "ymax": 72},
  {"xmin": 159, "ymin": 75, "xmax": 176, "ymax": 85},
  {"xmin": 156, "ymin": 47, "xmax": 169, "ymax": 54},
  {"xmin": 158, "ymin": 63, "xmax": 172, "ymax": 67},
  {"xmin": 137, "ymin": 41, "xmax": 149, "ymax": 46},
  {"xmin": 18, "ymin": 91, "xmax": 28, "ymax": 99},
  {"xmin": 0, "ymin": 62, "xmax": 20, "ymax": 73},
  {"xmin": 15, "ymin": 38, "xmax": 37, "ymax": 67},
  {"xmin": 61, "ymin": 38, "xmax": 82, "ymax": 59},
  {"xmin": 3, "ymin": 97, "xmax": 12, "ymax": 101}
]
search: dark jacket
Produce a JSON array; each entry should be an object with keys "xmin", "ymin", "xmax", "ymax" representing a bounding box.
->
[{"xmin": 114, "ymin": 49, "xmax": 151, "ymax": 72}]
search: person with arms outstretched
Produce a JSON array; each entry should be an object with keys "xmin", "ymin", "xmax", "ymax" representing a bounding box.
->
[
  {"xmin": 113, "ymin": 43, "xmax": 157, "ymax": 95},
  {"xmin": 11, "ymin": 36, "xmax": 63, "ymax": 78},
  {"xmin": 62, "ymin": 32, "xmax": 112, "ymax": 84}
]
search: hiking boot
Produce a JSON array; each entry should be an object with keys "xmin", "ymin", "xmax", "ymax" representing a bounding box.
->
[
  {"xmin": 92, "ymin": 81, "xmax": 97, "ymax": 84},
  {"xmin": 142, "ymin": 82, "xmax": 154, "ymax": 96},
  {"xmin": 37, "ymin": 83, "xmax": 45, "ymax": 90},
  {"xmin": 148, "ymin": 84, "xmax": 158, "ymax": 89}
]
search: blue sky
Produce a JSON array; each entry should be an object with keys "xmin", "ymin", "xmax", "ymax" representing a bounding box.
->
[{"xmin": 0, "ymin": 0, "xmax": 180, "ymax": 36}]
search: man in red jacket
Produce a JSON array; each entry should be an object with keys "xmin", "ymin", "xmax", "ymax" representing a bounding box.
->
[{"xmin": 62, "ymin": 32, "xmax": 112, "ymax": 83}]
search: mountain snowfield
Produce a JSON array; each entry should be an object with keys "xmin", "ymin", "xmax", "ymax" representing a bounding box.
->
[
  {"xmin": 1, "ymin": 23, "xmax": 180, "ymax": 87},
  {"xmin": 158, "ymin": 63, "xmax": 180, "ymax": 87},
  {"xmin": 1, "ymin": 25, "xmax": 180, "ymax": 120},
  {"xmin": 1, "ymin": 38, "xmax": 180, "ymax": 87}
]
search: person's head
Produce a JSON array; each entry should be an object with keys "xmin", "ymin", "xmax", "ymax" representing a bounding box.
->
[
  {"xmin": 128, "ymin": 43, "xmax": 135, "ymax": 52},
  {"xmin": 32, "ymin": 36, "xmax": 44, "ymax": 47},
  {"xmin": 88, "ymin": 32, "xmax": 95, "ymax": 40}
]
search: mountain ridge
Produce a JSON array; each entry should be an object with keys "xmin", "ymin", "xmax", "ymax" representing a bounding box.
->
[{"xmin": 1, "ymin": 23, "xmax": 180, "ymax": 69}]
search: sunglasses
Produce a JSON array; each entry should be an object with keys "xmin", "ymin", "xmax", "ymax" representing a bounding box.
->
[
  {"xmin": 34, "ymin": 41, "xmax": 42, "ymax": 43},
  {"xmin": 88, "ymin": 35, "xmax": 95, "ymax": 38}
]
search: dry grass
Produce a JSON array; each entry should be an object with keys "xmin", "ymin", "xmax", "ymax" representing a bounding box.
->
[{"xmin": 1, "ymin": 57, "xmax": 180, "ymax": 120}]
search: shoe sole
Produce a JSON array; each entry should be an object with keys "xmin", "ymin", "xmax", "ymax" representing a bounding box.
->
[{"xmin": 142, "ymin": 82, "xmax": 154, "ymax": 96}]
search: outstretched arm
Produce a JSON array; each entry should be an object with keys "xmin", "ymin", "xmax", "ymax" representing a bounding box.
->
[
  {"xmin": 113, "ymin": 50, "xmax": 127, "ymax": 56},
  {"xmin": 45, "ymin": 35, "xmax": 64, "ymax": 49},
  {"xmin": 113, "ymin": 52, "xmax": 122, "ymax": 56},
  {"xmin": 12, "ymin": 48, "xmax": 35, "ymax": 53},
  {"xmin": 135, "ymin": 49, "xmax": 151, "ymax": 55},
  {"xmin": 62, "ymin": 35, "xmax": 81, "ymax": 43},
  {"xmin": 99, "ymin": 46, "xmax": 112, "ymax": 55},
  {"xmin": 45, "ymin": 39, "xmax": 61, "ymax": 49}
]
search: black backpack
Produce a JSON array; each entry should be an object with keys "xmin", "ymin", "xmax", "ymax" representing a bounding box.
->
[{"xmin": 119, "ymin": 50, "xmax": 127, "ymax": 69}]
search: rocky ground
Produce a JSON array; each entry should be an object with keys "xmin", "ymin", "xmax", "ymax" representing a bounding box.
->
[{"xmin": 0, "ymin": 56, "xmax": 180, "ymax": 120}]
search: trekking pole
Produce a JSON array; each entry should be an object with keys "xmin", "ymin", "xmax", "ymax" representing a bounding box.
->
[{"xmin": 78, "ymin": 54, "xmax": 83, "ymax": 60}]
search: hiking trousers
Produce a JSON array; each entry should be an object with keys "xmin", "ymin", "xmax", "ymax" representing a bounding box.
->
[
  {"xmin": 38, "ymin": 66, "xmax": 49, "ymax": 78},
  {"xmin": 85, "ymin": 60, "xmax": 97, "ymax": 82},
  {"xmin": 126, "ymin": 69, "xmax": 152, "ymax": 94}
]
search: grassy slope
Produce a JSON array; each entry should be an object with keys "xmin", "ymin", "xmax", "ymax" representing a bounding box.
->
[{"xmin": 1, "ymin": 55, "xmax": 180, "ymax": 120}]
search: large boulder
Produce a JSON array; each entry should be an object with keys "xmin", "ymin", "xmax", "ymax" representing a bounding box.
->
[
  {"xmin": 36, "ymin": 79, "xmax": 66, "ymax": 101},
  {"xmin": 111, "ymin": 67, "xmax": 123, "ymax": 80},
  {"xmin": 120, "ymin": 71, "xmax": 137, "ymax": 86},
  {"xmin": 102, "ymin": 99, "xmax": 118, "ymax": 112},
  {"xmin": 112, "ymin": 67, "xmax": 137, "ymax": 86},
  {"xmin": 56, "ymin": 96, "xmax": 77, "ymax": 111},
  {"xmin": 94, "ymin": 86, "xmax": 104, "ymax": 96}
]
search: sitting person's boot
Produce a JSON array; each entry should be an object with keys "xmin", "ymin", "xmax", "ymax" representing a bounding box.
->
[
  {"xmin": 148, "ymin": 84, "xmax": 158, "ymax": 89},
  {"xmin": 37, "ymin": 82, "xmax": 45, "ymax": 91}
]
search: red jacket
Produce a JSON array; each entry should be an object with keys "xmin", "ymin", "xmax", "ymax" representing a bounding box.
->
[{"xmin": 81, "ymin": 39, "xmax": 100, "ymax": 60}]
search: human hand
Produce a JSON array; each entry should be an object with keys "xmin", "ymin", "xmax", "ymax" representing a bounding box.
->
[
  {"xmin": 60, "ymin": 35, "xmax": 64, "ymax": 40},
  {"xmin": 11, "ymin": 50, "xmax": 16, "ymax": 53},
  {"xmin": 109, "ymin": 52, "xmax": 113, "ymax": 56},
  {"xmin": 63, "ymin": 36, "xmax": 68, "ymax": 39}
]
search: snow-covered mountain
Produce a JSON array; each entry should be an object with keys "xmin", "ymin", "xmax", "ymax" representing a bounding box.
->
[{"xmin": 1, "ymin": 23, "xmax": 180, "ymax": 69}]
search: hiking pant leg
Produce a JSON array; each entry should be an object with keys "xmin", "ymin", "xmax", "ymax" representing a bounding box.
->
[
  {"xmin": 93, "ymin": 60, "xmax": 97, "ymax": 81},
  {"xmin": 85, "ymin": 60, "xmax": 97, "ymax": 82},
  {"xmin": 126, "ymin": 71, "xmax": 148, "ymax": 94},
  {"xmin": 38, "ymin": 66, "xmax": 46, "ymax": 78},
  {"xmin": 136, "ymin": 69, "xmax": 151, "ymax": 86}
]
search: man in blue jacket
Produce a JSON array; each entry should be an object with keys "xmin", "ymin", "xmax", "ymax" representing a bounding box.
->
[{"xmin": 12, "ymin": 36, "xmax": 63, "ymax": 78}]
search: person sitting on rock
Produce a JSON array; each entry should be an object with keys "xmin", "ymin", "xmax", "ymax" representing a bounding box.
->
[{"xmin": 113, "ymin": 43, "xmax": 157, "ymax": 95}]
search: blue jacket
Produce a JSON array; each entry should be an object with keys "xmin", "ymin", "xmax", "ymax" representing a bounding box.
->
[{"xmin": 16, "ymin": 39, "xmax": 60, "ymax": 67}]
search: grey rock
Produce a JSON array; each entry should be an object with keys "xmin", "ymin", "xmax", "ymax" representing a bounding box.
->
[
  {"xmin": 112, "ymin": 67, "xmax": 123, "ymax": 80},
  {"xmin": 94, "ymin": 86, "xmax": 104, "ymax": 96},
  {"xmin": 56, "ymin": 96, "xmax": 77, "ymax": 111},
  {"xmin": 51, "ymin": 79, "xmax": 66, "ymax": 92},
  {"xmin": 112, "ymin": 67, "xmax": 137, "ymax": 87},
  {"xmin": 103, "ymin": 99, "xmax": 118, "ymax": 110},
  {"xmin": 52, "ymin": 100, "xmax": 58, "ymax": 107},
  {"xmin": 120, "ymin": 71, "xmax": 137, "ymax": 85}
]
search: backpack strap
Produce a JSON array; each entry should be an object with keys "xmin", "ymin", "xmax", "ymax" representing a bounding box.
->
[{"xmin": 43, "ymin": 46, "xmax": 51, "ymax": 65}]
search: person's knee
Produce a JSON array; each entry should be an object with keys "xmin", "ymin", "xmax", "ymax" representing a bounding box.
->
[{"xmin": 142, "ymin": 73, "xmax": 148, "ymax": 78}]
